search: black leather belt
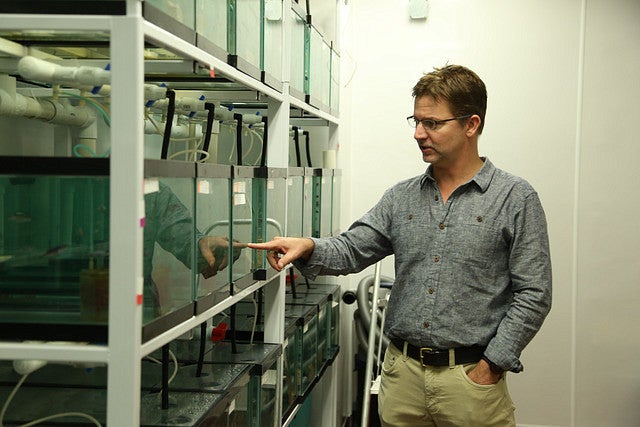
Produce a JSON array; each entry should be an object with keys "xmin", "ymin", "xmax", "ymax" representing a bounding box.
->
[{"xmin": 391, "ymin": 338, "xmax": 485, "ymax": 367}]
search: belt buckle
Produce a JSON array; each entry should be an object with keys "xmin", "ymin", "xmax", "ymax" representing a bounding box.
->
[{"xmin": 419, "ymin": 347, "xmax": 433, "ymax": 367}]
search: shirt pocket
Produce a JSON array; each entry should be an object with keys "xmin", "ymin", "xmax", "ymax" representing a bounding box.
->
[
  {"xmin": 447, "ymin": 217, "xmax": 501, "ymax": 268},
  {"xmin": 391, "ymin": 212, "xmax": 435, "ymax": 263}
]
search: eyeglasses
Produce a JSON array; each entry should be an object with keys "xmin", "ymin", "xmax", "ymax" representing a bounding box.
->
[{"xmin": 406, "ymin": 114, "xmax": 472, "ymax": 131}]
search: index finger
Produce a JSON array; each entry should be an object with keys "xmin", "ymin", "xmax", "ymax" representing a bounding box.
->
[{"xmin": 247, "ymin": 241, "xmax": 279, "ymax": 251}]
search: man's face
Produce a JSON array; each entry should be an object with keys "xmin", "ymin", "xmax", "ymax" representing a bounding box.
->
[{"xmin": 412, "ymin": 96, "xmax": 469, "ymax": 166}]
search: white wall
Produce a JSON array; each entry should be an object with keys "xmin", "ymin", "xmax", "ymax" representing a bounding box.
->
[
  {"xmin": 337, "ymin": 0, "xmax": 640, "ymax": 426},
  {"xmin": 575, "ymin": 1, "xmax": 640, "ymax": 426}
]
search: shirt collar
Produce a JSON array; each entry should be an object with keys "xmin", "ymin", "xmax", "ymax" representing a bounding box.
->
[{"xmin": 420, "ymin": 157, "xmax": 495, "ymax": 192}]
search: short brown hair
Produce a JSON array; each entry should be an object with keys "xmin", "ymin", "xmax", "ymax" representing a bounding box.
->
[{"xmin": 412, "ymin": 65, "xmax": 487, "ymax": 134}]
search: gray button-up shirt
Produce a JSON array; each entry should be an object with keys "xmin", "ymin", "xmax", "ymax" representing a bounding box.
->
[{"xmin": 296, "ymin": 158, "xmax": 552, "ymax": 372}]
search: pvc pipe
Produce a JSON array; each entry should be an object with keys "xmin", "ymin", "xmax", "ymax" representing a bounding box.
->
[
  {"xmin": 149, "ymin": 96, "xmax": 206, "ymax": 114},
  {"xmin": 42, "ymin": 98, "xmax": 95, "ymax": 127},
  {"xmin": 0, "ymin": 87, "xmax": 95, "ymax": 127},
  {"xmin": 75, "ymin": 117, "xmax": 99, "ymax": 157},
  {"xmin": 17, "ymin": 57, "xmax": 261, "ymax": 126},
  {"xmin": 144, "ymin": 118, "xmax": 203, "ymax": 139},
  {"xmin": 77, "ymin": 83, "xmax": 166, "ymax": 102},
  {"xmin": 18, "ymin": 55, "xmax": 110, "ymax": 87},
  {"xmin": 17, "ymin": 56, "xmax": 166, "ymax": 101},
  {"xmin": 191, "ymin": 105, "xmax": 264, "ymax": 125}
]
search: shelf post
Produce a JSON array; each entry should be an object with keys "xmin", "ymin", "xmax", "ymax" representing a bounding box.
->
[{"xmin": 107, "ymin": 15, "xmax": 145, "ymax": 426}]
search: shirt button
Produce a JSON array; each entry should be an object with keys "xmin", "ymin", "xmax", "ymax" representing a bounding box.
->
[
  {"xmin": 423, "ymin": 322, "xmax": 430, "ymax": 328},
  {"xmin": 428, "ymin": 288, "xmax": 434, "ymax": 294},
  {"xmin": 435, "ymin": 195, "xmax": 439, "ymax": 201},
  {"xmin": 476, "ymin": 216, "xmax": 484, "ymax": 222},
  {"xmin": 438, "ymin": 223, "xmax": 445, "ymax": 230},
  {"xmin": 408, "ymin": 214, "xmax": 413, "ymax": 220},
  {"xmin": 434, "ymin": 255, "xmax": 440, "ymax": 262}
]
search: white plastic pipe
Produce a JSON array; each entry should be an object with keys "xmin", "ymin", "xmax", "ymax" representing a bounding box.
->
[
  {"xmin": 74, "ymin": 118, "xmax": 99, "ymax": 157},
  {"xmin": 17, "ymin": 56, "xmax": 167, "ymax": 101},
  {"xmin": 202, "ymin": 106, "xmax": 264, "ymax": 125},
  {"xmin": 144, "ymin": 118, "xmax": 203, "ymax": 139},
  {"xmin": 149, "ymin": 96, "xmax": 207, "ymax": 113},
  {"xmin": 18, "ymin": 57, "xmax": 264, "ymax": 125},
  {"xmin": 18, "ymin": 55, "xmax": 110, "ymax": 87},
  {"xmin": 0, "ymin": 85, "xmax": 95, "ymax": 128},
  {"xmin": 151, "ymin": 101, "xmax": 264, "ymax": 126},
  {"xmin": 85, "ymin": 83, "xmax": 166, "ymax": 102}
]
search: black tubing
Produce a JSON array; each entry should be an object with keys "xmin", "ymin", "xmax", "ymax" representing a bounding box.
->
[
  {"xmin": 293, "ymin": 126, "xmax": 301, "ymax": 167},
  {"xmin": 160, "ymin": 89, "xmax": 176, "ymax": 160},
  {"xmin": 234, "ymin": 113, "xmax": 243, "ymax": 166},
  {"xmin": 289, "ymin": 267, "xmax": 297, "ymax": 299},
  {"xmin": 260, "ymin": 116, "xmax": 268, "ymax": 167},
  {"xmin": 195, "ymin": 321, "xmax": 207, "ymax": 377},
  {"xmin": 200, "ymin": 102, "xmax": 216, "ymax": 161},
  {"xmin": 161, "ymin": 344, "xmax": 170, "ymax": 409},
  {"xmin": 303, "ymin": 130, "xmax": 312, "ymax": 167}
]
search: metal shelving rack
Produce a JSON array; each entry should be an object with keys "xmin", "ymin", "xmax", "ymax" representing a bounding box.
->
[{"xmin": 0, "ymin": 1, "xmax": 340, "ymax": 425}]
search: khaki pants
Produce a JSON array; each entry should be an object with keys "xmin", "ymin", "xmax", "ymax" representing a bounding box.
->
[{"xmin": 378, "ymin": 342, "xmax": 516, "ymax": 427}]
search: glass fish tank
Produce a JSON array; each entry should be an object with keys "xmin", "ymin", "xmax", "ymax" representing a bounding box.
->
[
  {"xmin": 281, "ymin": 314, "xmax": 301, "ymax": 421},
  {"xmin": 286, "ymin": 291, "xmax": 329, "ymax": 368},
  {"xmin": 194, "ymin": 163, "xmax": 234, "ymax": 313},
  {"xmin": 286, "ymin": 167, "xmax": 304, "ymax": 238},
  {"xmin": 307, "ymin": 25, "xmax": 331, "ymax": 112},
  {"xmin": 0, "ymin": 156, "xmax": 111, "ymax": 342},
  {"xmin": 231, "ymin": 166, "xmax": 286, "ymax": 287},
  {"xmin": 0, "ymin": 383, "xmax": 108, "ymax": 426},
  {"xmin": 142, "ymin": 160, "xmax": 197, "ymax": 342},
  {"xmin": 311, "ymin": 168, "xmax": 333, "ymax": 238},
  {"xmin": 302, "ymin": 168, "xmax": 313, "ymax": 238},
  {"xmin": 289, "ymin": 2, "xmax": 307, "ymax": 101},
  {"xmin": 140, "ymin": 340, "xmax": 257, "ymax": 426},
  {"xmin": 263, "ymin": 167, "xmax": 287, "ymax": 271},
  {"xmin": 290, "ymin": 283, "xmax": 341, "ymax": 360},
  {"xmin": 140, "ymin": 389, "xmax": 239, "ymax": 426},
  {"xmin": 331, "ymin": 169, "xmax": 341, "ymax": 236},
  {"xmin": 145, "ymin": 334, "xmax": 282, "ymax": 427},
  {"xmin": 0, "ymin": 157, "xmax": 201, "ymax": 343},
  {"xmin": 195, "ymin": 0, "xmax": 228, "ymax": 61},
  {"xmin": 200, "ymin": 341, "xmax": 282, "ymax": 427},
  {"xmin": 330, "ymin": 46, "xmax": 340, "ymax": 117},
  {"xmin": 262, "ymin": 0, "xmax": 284, "ymax": 90},
  {"xmin": 144, "ymin": 0, "xmax": 197, "ymax": 43},
  {"xmin": 284, "ymin": 302, "xmax": 318, "ymax": 399},
  {"xmin": 227, "ymin": 0, "xmax": 262, "ymax": 81},
  {"xmin": 208, "ymin": 297, "xmax": 297, "ymax": 422}
]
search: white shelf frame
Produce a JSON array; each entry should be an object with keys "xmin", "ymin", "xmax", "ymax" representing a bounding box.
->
[{"xmin": 0, "ymin": 1, "xmax": 340, "ymax": 425}]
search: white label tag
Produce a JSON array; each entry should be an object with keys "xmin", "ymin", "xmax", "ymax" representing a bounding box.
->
[
  {"xmin": 233, "ymin": 181, "xmax": 246, "ymax": 193},
  {"xmin": 143, "ymin": 178, "xmax": 159, "ymax": 194},
  {"xmin": 197, "ymin": 180, "xmax": 211, "ymax": 194}
]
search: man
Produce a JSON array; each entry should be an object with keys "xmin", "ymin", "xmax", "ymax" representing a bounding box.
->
[{"xmin": 249, "ymin": 65, "xmax": 552, "ymax": 426}]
